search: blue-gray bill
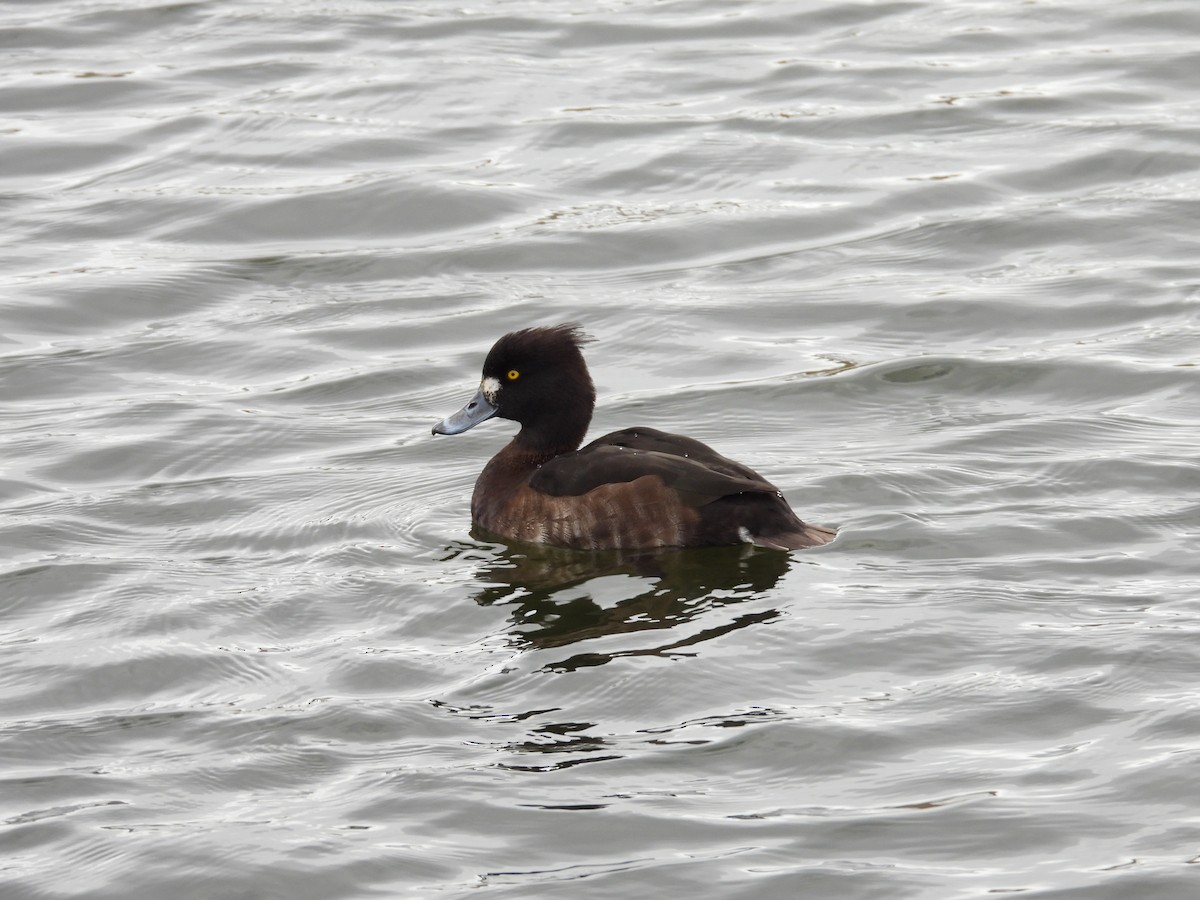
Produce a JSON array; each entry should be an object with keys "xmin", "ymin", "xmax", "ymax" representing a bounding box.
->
[{"xmin": 432, "ymin": 386, "xmax": 498, "ymax": 435}]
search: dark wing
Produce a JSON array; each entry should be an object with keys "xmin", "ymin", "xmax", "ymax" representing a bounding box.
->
[
  {"xmin": 592, "ymin": 427, "xmax": 769, "ymax": 480},
  {"xmin": 530, "ymin": 427, "xmax": 779, "ymax": 507}
]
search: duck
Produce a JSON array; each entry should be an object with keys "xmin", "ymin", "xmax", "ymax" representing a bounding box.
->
[{"xmin": 432, "ymin": 324, "xmax": 836, "ymax": 551}]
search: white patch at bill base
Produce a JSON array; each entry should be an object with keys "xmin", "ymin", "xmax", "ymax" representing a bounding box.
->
[{"xmin": 482, "ymin": 376, "xmax": 501, "ymax": 404}]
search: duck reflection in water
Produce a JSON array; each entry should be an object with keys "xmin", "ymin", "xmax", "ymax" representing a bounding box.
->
[{"xmin": 447, "ymin": 530, "xmax": 798, "ymax": 672}]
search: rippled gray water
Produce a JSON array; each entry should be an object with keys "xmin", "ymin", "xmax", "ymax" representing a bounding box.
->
[{"xmin": 3, "ymin": 0, "xmax": 1199, "ymax": 897}]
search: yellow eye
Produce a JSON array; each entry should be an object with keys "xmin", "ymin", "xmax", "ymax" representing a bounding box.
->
[{"xmin": 506, "ymin": 369, "xmax": 520, "ymax": 381}]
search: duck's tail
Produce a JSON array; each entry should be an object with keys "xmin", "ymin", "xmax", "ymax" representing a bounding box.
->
[{"xmin": 752, "ymin": 522, "xmax": 837, "ymax": 551}]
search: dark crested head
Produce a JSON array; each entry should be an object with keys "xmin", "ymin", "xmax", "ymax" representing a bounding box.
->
[{"xmin": 432, "ymin": 324, "xmax": 596, "ymax": 452}]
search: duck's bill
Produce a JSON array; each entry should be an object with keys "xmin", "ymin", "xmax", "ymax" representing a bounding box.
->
[{"xmin": 432, "ymin": 386, "xmax": 498, "ymax": 435}]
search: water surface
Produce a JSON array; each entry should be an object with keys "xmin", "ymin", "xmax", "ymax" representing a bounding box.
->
[{"xmin": 2, "ymin": 0, "xmax": 1198, "ymax": 897}]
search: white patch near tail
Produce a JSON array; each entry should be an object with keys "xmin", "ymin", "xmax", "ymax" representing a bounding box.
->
[{"xmin": 737, "ymin": 525, "xmax": 754, "ymax": 544}]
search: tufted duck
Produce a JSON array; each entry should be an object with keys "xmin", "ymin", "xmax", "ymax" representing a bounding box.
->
[{"xmin": 432, "ymin": 324, "xmax": 836, "ymax": 551}]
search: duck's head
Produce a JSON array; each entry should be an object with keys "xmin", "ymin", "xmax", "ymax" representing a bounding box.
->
[{"xmin": 432, "ymin": 324, "xmax": 596, "ymax": 452}]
